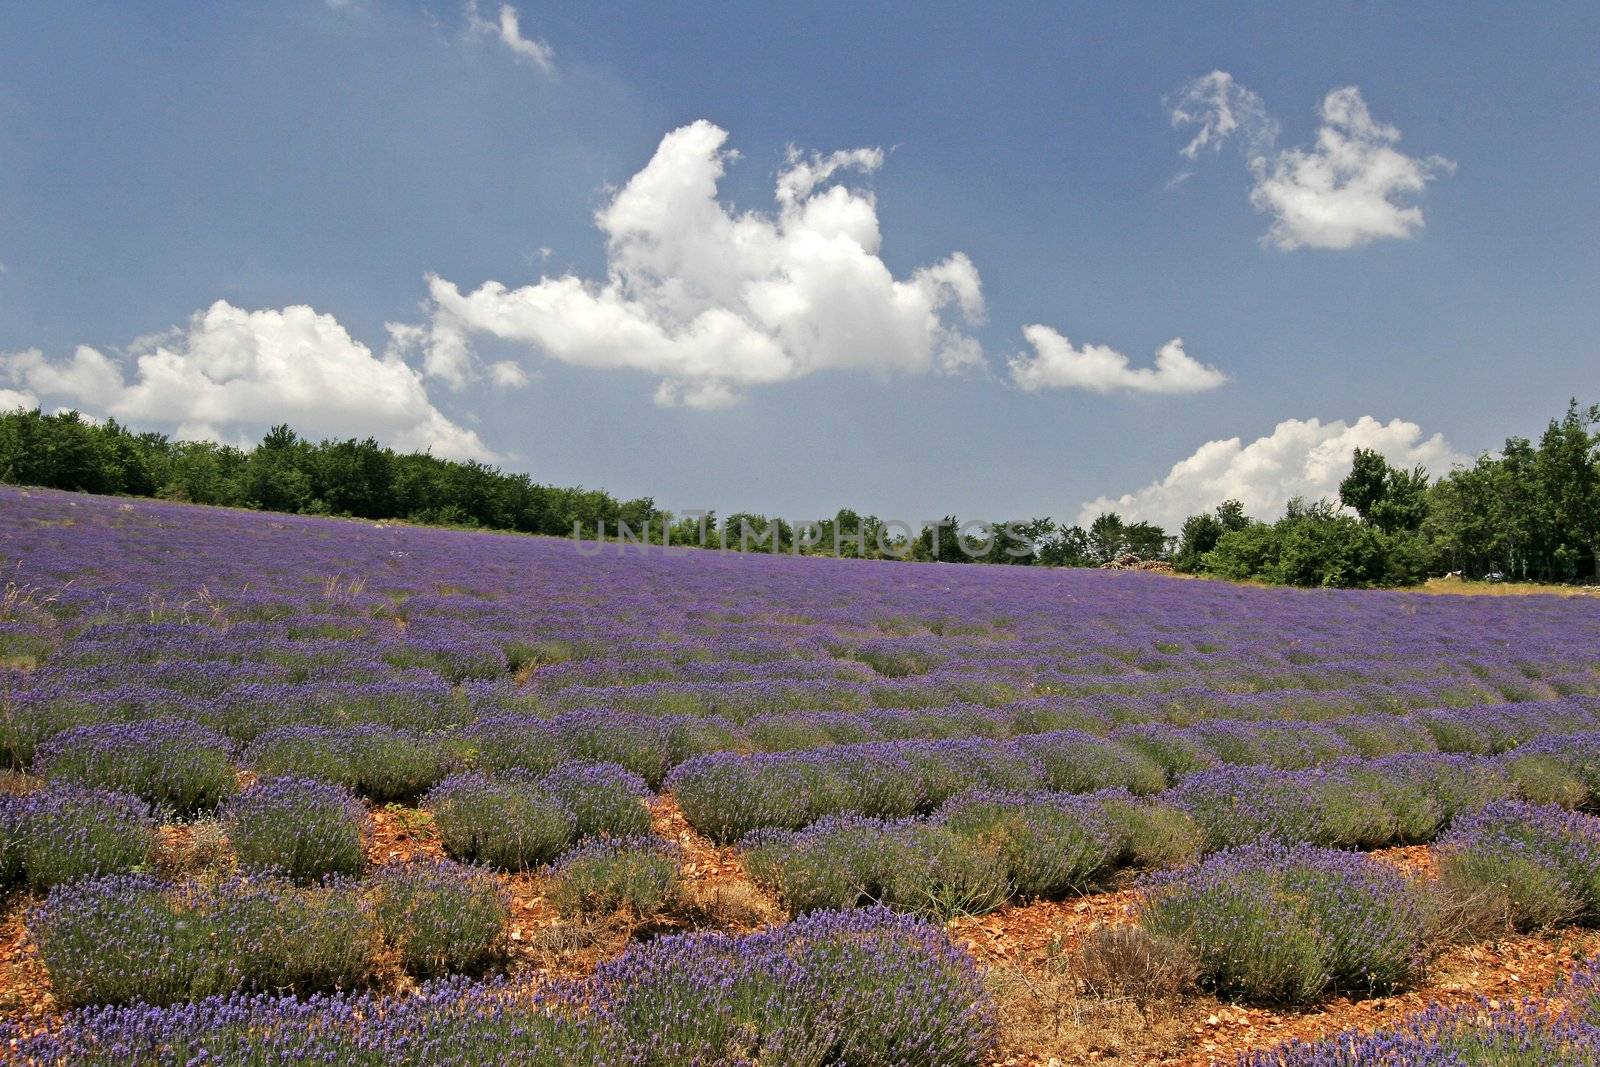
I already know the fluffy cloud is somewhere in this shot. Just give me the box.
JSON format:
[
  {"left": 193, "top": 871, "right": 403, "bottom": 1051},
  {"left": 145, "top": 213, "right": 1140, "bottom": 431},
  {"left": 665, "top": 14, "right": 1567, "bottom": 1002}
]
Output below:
[
  {"left": 3, "top": 301, "right": 495, "bottom": 460},
  {"left": 1170, "top": 72, "right": 1453, "bottom": 250},
  {"left": 1077, "top": 415, "right": 1468, "bottom": 529},
  {"left": 403, "top": 120, "right": 985, "bottom": 406},
  {"left": 0, "top": 387, "right": 37, "bottom": 411},
  {"left": 1009, "top": 327, "right": 1226, "bottom": 395},
  {"left": 465, "top": 2, "right": 554, "bottom": 74}
]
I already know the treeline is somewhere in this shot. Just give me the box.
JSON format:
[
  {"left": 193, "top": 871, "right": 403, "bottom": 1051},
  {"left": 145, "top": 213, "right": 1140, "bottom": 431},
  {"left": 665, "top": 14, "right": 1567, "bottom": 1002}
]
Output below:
[
  {"left": 1168, "top": 399, "right": 1599, "bottom": 586},
  {"left": 0, "top": 413, "right": 658, "bottom": 537},
  {"left": 1, "top": 399, "right": 1595, "bottom": 586}
]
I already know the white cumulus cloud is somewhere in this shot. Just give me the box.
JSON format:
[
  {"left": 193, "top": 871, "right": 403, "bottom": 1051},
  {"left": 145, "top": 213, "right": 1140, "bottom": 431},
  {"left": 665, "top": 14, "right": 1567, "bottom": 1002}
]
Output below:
[
  {"left": 1009, "top": 327, "right": 1227, "bottom": 395},
  {"left": 465, "top": 1, "right": 554, "bottom": 74},
  {"left": 3, "top": 302, "right": 495, "bottom": 460},
  {"left": 1077, "top": 415, "right": 1468, "bottom": 529},
  {"left": 401, "top": 119, "right": 986, "bottom": 406},
  {"left": 1169, "top": 72, "right": 1453, "bottom": 250},
  {"left": 0, "top": 387, "right": 37, "bottom": 411}
]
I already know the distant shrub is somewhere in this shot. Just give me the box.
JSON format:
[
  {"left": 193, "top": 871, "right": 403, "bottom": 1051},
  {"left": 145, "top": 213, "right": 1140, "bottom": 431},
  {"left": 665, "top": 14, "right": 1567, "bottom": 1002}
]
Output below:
[
  {"left": 372, "top": 859, "right": 509, "bottom": 977},
  {"left": 0, "top": 786, "right": 155, "bottom": 890},
  {"left": 424, "top": 773, "right": 575, "bottom": 870},
  {"left": 222, "top": 776, "right": 368, "bottom": 883},
  {"left": 549, "top": 836, "right": 682, "bottom": 918},
  {"left": 537, "top": 761, "right": 652, "bottom": 839},
  {"left": 1438, "top": 801, "right": 1600, "bottom": 934},
  {"left": 35, "top": 718, "right": 235, "bottom": 814},
  {"left": 936, "top": 791, "right": 1117, "bottom": 897},
  {"left": 1141, "top": 844, "right": 1435, "bottom": 1004}
]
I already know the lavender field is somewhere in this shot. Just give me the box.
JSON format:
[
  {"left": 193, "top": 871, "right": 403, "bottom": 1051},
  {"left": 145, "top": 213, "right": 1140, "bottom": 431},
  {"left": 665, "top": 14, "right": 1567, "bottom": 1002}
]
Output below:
[{"left": 6, "top": 484, "right": 1600, "bottom": 1064}]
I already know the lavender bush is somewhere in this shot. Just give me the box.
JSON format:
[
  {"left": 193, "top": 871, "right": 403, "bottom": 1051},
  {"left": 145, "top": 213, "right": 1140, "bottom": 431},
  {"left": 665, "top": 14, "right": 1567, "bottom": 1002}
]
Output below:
[
  {"left": 595, "top": 907, "right": 996, "bottom": 1065},
  {"left": 1093, "top": 789, "right": 1203, "bottom": 870},
  {"left": 30, "top": 874, "right": 378, "bottom": 1007},
  {"left": 936, "top": 789, "right": 1118, "bottom": 897},
  {"left": 34, "top": 718, "right": 235, "bottom": 814},
  {"left": 1140, "top": 844, "right": 1436, "bottom": 1004},
  {"left": 536, "top": 760, "right": 653, "bottom": 839},
  {"left": 1171, "top": 766, "right": 1396, "bottom": 851},
  {"left": 1017, "top": 730, "right": 1167, "bottom": 795},
  {"left": 221, "top": 776, "right": 369, "bottom": 882},
  {"left": 0, "top": 785, "right": 156, "bottom": 890},
  {"left": 372, "top": 858, "right": 510, "bottom": 977},
  {"left": 548, "top": 835, "right": 683, "bottom": 918},
  {"left": 423, "top": 772, "right": 576, "bottom": 869},
  {"left": 1438, "top": 800, "right": 1600, "bottom": 933},
  {"left": 745, "top": 817, "right": 1010, "bottom": 919}
]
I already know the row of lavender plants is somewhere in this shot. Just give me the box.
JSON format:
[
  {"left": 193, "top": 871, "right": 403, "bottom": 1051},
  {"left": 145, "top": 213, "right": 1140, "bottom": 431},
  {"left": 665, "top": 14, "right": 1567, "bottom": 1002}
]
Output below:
[
  {"left": 665, "top": 702, "right": 1600, "bottom": 842},
  {"left": 30, "top": 861, "right": 509, "bottom": 1007},
  {"left": 6, "top": 907, "right": 996, "bottom": 1065},
  {"left": 14, "top": 693, "right": 1600, "bottom": 825},
  {"left": 732, "top": 735, "right": 1600, "bottom": 926},
  {"left": 10, "top": 670, "right": 1596, "bottom": 774}
]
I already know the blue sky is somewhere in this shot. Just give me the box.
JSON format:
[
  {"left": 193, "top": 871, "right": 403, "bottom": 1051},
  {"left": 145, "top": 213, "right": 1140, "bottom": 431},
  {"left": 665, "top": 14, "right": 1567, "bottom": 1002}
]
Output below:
[{"left": 2, "top": 2, "right": 1597, "bottom": 529}]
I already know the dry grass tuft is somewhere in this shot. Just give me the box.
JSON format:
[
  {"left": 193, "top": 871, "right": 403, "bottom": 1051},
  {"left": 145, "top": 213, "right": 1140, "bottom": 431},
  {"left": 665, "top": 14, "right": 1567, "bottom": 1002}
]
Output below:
[{"left": 1068, "top": 926, "right": 1199, "bottom": 1008}]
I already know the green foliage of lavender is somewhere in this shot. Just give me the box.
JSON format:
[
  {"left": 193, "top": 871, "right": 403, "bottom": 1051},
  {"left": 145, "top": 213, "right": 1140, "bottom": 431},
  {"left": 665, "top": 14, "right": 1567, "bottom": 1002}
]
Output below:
[
  {"left": 1140, "top": 844, "right": 1436, "bottom": 1005},
  {"left": 423, "top": 772, "right": 576, "bottom": 870},
  {"left": 936, "top": 790, "right": 1117, "bottom": 898},
  {"left": 1438, "top": 801, "right": 1600, "bottom": 933},
  {"left": 34, "top": 718, "right": 235, "bottom": 814},
  {"left": 745, "top": 818, "right": 1009, "bottom": 920},
  {"left": 222, "top": 776, "right": 369, "bottom": 883},
  {"left": 31, "top": 875, "right": 378, "bottom": 1007},
  {"left": 245, "top": 725, "right": 451, "bottom": 802},
  {"left": 549, "top": 836, "right": 682, "bottom": 918},
  {"left": 0, "top": 786, "right": 156, "bottom": 890},
  {"left": 372, "top": 859, "right": 510, "bottom": 978},
  {"left": 536, "top": 760, "right": 653, "bottom": 839}
]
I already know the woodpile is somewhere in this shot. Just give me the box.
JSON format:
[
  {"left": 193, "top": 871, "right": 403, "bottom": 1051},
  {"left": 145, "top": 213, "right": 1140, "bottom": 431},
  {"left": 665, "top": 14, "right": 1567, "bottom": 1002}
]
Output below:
[{"left": 1099, "top": 553, "right": 1175, "bottom": 573}]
